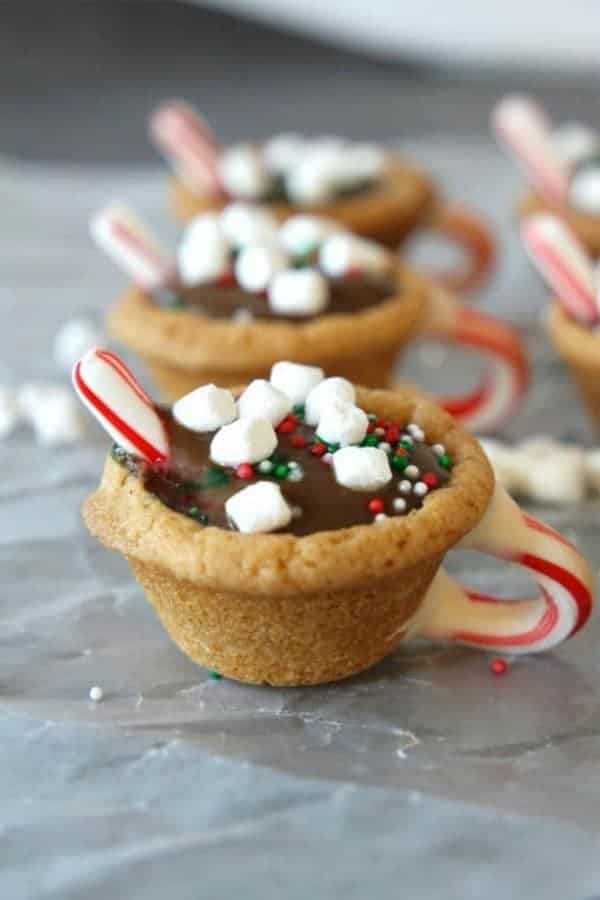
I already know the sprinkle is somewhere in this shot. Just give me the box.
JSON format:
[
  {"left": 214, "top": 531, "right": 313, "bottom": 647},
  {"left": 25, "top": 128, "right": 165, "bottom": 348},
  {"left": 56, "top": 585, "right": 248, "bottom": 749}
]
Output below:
[
  {"left": 89, "top": 686, "right": 104, "bottom": 702},
  {"left": 362, "top": 434, "right": 379, "bottom": 447},
  {"left": 374, "top": 513, "right": 388, "bottom": 523},
  {"left": 217, "top": 271, "right": 236, "bottom": 288},
  {"left": 399, "top": 436, "right": 413, "bottom": 449},
  {"left": 405, "top": 464, "right": 420, "bottom": 480},
  {"left": 407, "top": 423, "right": 425, "bottom": 441},
  {"left": 257, "top": 460, "right": 273, "bottom": 474},
  {"left": 422, "top": 472, "right": 439, "bottom": 489},
  {"left": 413, "top": 481, "right": 428, "bottom": 497},
  {"left": 393, "top": 497, "right": 407, "bottom": 513},
  {"left": 274, "top": 463, "right": 290, "bottom": 478},
  {"left": 291, "top": 505, "right": 303, "bottom": 519},
  {"left": 391, "top": 453, "right": 409, "bottom": 472},
  {"left": 368, "top": 497, "right": 385, "bottom": 514},
  {"left": 375, "top": 427, "right": 385, "bottom": 436},
  {"left": 437, "top": 453, "right": 452, "bottom": 470},
  {"left": 290, "top": 434, "right": 307, "bottom": 448},
  {"left": 322, "top": 452, "right": 334, "bottom": 465},
  {"left": 384, "top": 426, "right": 400, "bottom": 444},
  {"left": 433, "top": 443, "right": 445, "bottom": 455},
  {"left": 232, "top": 308, "right": 254, "bottom": 323},
  {"left": 288, "top": 465, "right": 304, "bottom": 482},
  {"left": 490, "top": 658, "right": 508, "bottom": 676},
  {"left": 276, "top": 414, "right": 298, "bottom": 434},
  {"left": 209, "top": 670, "right": 223, "bottom": 680},
  {"left": 398, "top": 480, "right": 412, "bottom": 495},
  {"left": 310, "top": 442, "right": 327, "bottom": 457},
  {"left": 378, "top": 442, "right": 392, "bottom": 453},
  {"left": 292, "top": 404, "right": 306, "bottom": 419},
  {"left": 367, "top": 414, "right": 377, "bottom": 422},
  {"left": 235, "top": 463, "right": 254, "bottom": 480}
]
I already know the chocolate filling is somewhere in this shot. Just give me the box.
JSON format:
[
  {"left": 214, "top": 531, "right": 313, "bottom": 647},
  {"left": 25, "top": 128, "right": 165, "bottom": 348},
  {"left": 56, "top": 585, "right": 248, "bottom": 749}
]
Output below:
[{"left": 113, "top": 407, "right": 451, "bottom": 536}]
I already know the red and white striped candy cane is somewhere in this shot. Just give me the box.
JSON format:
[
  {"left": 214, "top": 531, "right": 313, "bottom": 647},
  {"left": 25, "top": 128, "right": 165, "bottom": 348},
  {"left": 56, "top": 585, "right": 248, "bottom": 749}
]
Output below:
[
  {"left": 419, "top": 287, "right": 529, "bottom": 434},
  {"left": 492, "top": 95, "right": 568, "bottom": 207},
  {"left": 416, "top": 484, "right": 593, "bottom": 653},
  {"left": 521, "top": 214, "right": 599, "bottom": 325},
  {"left": 150, "top": 101, "right": 223, "bottom": 196},
  {"left": 90, "top": 205, "right": 174, "bottom": 292},
  {"left": 72, "top": 348, "right": 170, "bottom": 465}
]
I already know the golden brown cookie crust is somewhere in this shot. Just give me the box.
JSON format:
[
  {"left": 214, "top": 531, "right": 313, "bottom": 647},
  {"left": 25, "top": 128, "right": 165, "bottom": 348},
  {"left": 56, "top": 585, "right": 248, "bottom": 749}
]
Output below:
[
  {"left": 108, "top": 263, "right": 427, "bottom": 375},
  {"left": 170, "top": 157, "right": 437, "bottom": 246},
  {"left": 519, "top": 190, "right": 600, "bottom": 256},
  {"left": 84, "top": 385, "right": 494, "bottom": 597},
  {"left": 547, "top": 302, "right": 600, "bottom": 427}
]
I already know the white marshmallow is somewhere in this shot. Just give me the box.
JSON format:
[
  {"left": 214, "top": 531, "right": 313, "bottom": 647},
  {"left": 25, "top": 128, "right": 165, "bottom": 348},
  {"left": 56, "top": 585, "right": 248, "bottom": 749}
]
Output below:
[
  {"left": 0, "top": 386, "right": 19, "bottom": 439},
  {"left": 234, "top": 243, "right": 288, "bottom": 293},
  {"left": 334, "top": 143, "right": 384, "bottom": 187},
  {"left": 218, "top": 144, "right": 271, "bottom": 200},
  {"left": 569, "top": 166, "right": 600, "bottom": 215},
  {"left": 316, "top": 400, "right": 368, "bottom": 446},
  {"left": 237, "top": 379, "right": 291, "bottom": 426},
  {"left": 268, "top": 268, "right": 329, "bottom": 317},
  {"left": 19, "top": 383, "right": 86, "bottom": 446},
  {"left": 278, "top": 215, "right": 340, "bottom": 256},
  {"left": 332, "top": 446, "right": 392, "bottom": 492},
  {"left": 285, "top": 151, "right": 339, "bottom": 205},
  {"left": 479, "top": 439, "right": 524, "bottom": 495},
  {"left": 269, "top": 361, "right": 324, "bottom": 406},
  {"left": 319, "top": 233, "right": 390, "bottom": 278},
  {"left": 225, "top": 480, "right": 292, "bottom": 533},
  {"left": 305, "top": 377, "right": 355, "bottom": 426},
  {"left": 53, "top": 317, "right": 103, "bottom": 373},
  {"left": 173, "top": 384, "right": 237, "bottom": 432},
  {"left": 178, "top": 214, "right": 231, "bottom": 286},
  {"left": 263, "top": 133, "right": 306, "bottom": 174},
  {"left": 518, "top": 438, "right": 586, "bottom": 504},
  {"left": 552, "top": 123, "right": 600, "bottom": 166},
  {"left": 210, "top": 417, "right": 277, "bottom": 467},
  {"left": 584, "top": 449, "right": 600, "bottom": 494},
  {"left": 219, "top": 203, "right": 279, "bottom": 247}
]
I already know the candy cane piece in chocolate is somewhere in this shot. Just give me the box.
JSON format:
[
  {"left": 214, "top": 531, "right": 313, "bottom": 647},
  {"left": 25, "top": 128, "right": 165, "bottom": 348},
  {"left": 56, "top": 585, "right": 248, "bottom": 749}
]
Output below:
[
  {"left": 521, "top": 214, "right": 599, "bottom": 324},
  {"left": 150, "top": 101, "right": 223, "bottom": 196},
  {"left": 421, "top": 287, "right": 529, "bottom": 434},
  {"left": 72, "top": 348, "right": 170, "bottom": 465},
  {"left": 492, "top": 95, "right": 568, "bottom": 206},
  {"left": 90, "top": 205, "right": 173, "bottom": 292},
  {"left": 416, "top": 484, "right": 593, "bottom": 653}
]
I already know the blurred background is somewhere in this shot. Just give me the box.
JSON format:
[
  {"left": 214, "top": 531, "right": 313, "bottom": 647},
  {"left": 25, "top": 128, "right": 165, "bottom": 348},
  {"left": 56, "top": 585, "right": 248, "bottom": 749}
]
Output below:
[{"left": 2, "top": 0, "right": 599, "bottom": 163}]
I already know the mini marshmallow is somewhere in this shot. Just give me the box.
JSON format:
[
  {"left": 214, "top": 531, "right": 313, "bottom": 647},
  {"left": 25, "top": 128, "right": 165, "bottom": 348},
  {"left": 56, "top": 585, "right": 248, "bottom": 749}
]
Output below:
[
  {"left": 262, "top": 133, "right": 306, "bottom": 174},
  {"left": 569, "top": 166, "right": 600, "bottom": 215},
  {"left": 479, "top": 438, "right": 525, "bottom": 494},
  {"left": 234, "top": 243, "right": 288, "bottom": 293},
  {"left": 0, "top": 386, "right": 19, "bottom": 439},
  {"left": 225, "top": 480, "right": 292, "bottom": 533},
  {"left": 305, "top": 377, "right": 355, "bottom": 426},
  {"left": 518, "top": 438, "right": 586, "bottom": 504},
  {"left": 584, "top": 449, "right": 600, "bottom": 494},
  {"left": 333, "top": 143, "right": 384, "bottom": 187},
  {"left": 53, "top": 317, "right": 103, "bottom": 373},
  {"left": 269, "top": 361, "right": 324, "bottom": 406},
  {"left": 278, "top": 215, "right": 340, "bottom": 256},
  {"left": 218, "top": 144, "right": 271, "bottom": 200},
  {"left": 237, "top": 379, "right": 291, "bottom": 426},
  {"left": 285, "top": 146, "right": 340, "bottom": 205},
  {"left": 268, "top": 268, "right": 329, "bottom": 317},
  {"left": 178, "top": 214, "right": 231, "bottom": 285},
  {"left": 319, "top": 233, "right": 390, "bottom": 278},
  {"left": 316, "top": 400, "right": 368, "bottom": 447},
  {"left": 173, "top": 384, "right": 237, "bottom": 432},
  {"left": 332, "top": 446, "right": 392, "bottom": 492},
  {"left": 210, "top": 417, "right": 277, "bottom": 467},
  {"left": 19, "top": 383, "right": 86, "bottom": 446},
  {"left": 552, "top": 123, "right": 600, "bottom": 166},
  {"left": 220, "top": 203, "right": 279, "bottom": 247}
]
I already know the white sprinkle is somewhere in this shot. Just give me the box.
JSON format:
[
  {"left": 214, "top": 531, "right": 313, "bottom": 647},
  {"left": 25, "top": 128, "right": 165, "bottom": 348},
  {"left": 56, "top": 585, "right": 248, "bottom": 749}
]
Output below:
[
  {"left": 375, "top": 427, "right": 385, "bottom": 436},
  {"left": 374, "top": 513, "right": 388, "bottom": 523},
  {"left": 407, "top": 423, "right": 425, "bottom": 441},
  {"left": 232, "top": 307, "right": 254, "bottom": 323},
  {"left": 322, "top": 452, "right": 334, "bottom": 465},
  {"left": 398, "top": 480, "right": 412, "bottom": 495},
  {"left": 413, "top": 481, "right": 428, "bottom": 497},
  {"left": 288, "top": 465, "right": 304, "bottom": 482},
  {"left": 405, "top": 464, "right": 420, "bottom": 481},
  {"left": 291, "top": 505, "right": 303, "bottom": 519},
  {"left": 257, "top": 460, "right": 273, "bottom": 474},
  {"left": 393, "top": 497, "right": 407, "bottom": 513},
  {"left": 378, "top": 442, "right": 391, "bottom": 453},
  {"left": 432, "top": 443, "right": 445, "bottom": 455},
  {"left": 89, "top": 686, "right": 104, "bottom": 702}
]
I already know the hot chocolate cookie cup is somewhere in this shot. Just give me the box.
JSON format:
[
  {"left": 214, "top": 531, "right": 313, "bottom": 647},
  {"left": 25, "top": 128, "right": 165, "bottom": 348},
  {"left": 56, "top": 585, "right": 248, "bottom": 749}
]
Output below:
[
  {"left": 170, "top": 160, "right": 494, "bottom": 293},
  {"left": 519, "top": 191, "right": 600, "bottom": 258},
  {"left": 83, "top": 386, "right": 493, "bottom": 686},
  {"left": 547, "top": 302, "right": 600, "bottom": 428},
  {"left": 108, "top": 264, "right": 426, "bottom": 402}
]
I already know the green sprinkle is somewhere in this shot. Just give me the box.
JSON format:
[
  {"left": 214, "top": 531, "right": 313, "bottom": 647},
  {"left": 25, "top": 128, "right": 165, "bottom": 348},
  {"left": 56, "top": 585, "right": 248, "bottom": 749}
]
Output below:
[
  {"left": 391, "top": 454, "right": 409, "bottom": 471},
  {"left": 367, "top": 414, "right": 378, "bottom": 422},
  {"left": 327, "top": 442, "right": 340, "bottom": 453},
  {"left": 293, "top": 404, "right": 305, "bottom": 419},
  {"left": 186, "top": 506, "right": 209, "bottom": 525},
  {"left": 438, "top": 453, "right": 452, "bottom": 470},
  {"left": 274, "top": 463, "right": 290, "bottom": 479},
  {"left": 208, "top": 670, "right": 222, "bottom": 680},
  {"left": 362, "top": 434, "right": 379, "bottom": 447},
  {"left": 199, "top": 467, "right": 229, "bottom": 488},
  {"left": 399, "top": 437, "right": 413, "bottom": 449}
]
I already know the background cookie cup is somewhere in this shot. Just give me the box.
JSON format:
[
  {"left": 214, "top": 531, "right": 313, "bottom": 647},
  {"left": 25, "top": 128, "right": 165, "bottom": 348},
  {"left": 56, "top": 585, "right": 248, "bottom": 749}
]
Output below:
[
  {"left": 546, "top": 302, "right": 600, "bottom": 428},
  {"left": 108, "top": 263, "right": 426, "bottom": 401},
  {"left": 83, "top": 385, "right": 493, "bottom": 687}
]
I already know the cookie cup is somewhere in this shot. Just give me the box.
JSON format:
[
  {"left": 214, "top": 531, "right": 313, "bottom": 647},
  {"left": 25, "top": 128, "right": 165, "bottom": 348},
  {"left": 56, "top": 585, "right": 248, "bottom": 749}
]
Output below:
[
  {"left": 83, "top": 386, "right": 493, "bottom": 686},
  {"left": 519, "top": 190, "right": 600, "bottom": 257},
  {"left": 547, "top": 302, "right": 600, "bottom": 428}
]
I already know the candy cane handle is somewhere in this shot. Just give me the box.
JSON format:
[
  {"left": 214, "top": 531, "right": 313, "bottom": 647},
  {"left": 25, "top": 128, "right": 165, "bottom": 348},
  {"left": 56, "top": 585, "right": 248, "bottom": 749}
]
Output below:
[
  {"left": 425, "top": 202, "right": 496, "bottom": 293},
  {"left": 416, "top": 485, "right": 593, "bottom": 653},
  {"left": 417, "top": 286, "right": 529, "bottom": 434}
]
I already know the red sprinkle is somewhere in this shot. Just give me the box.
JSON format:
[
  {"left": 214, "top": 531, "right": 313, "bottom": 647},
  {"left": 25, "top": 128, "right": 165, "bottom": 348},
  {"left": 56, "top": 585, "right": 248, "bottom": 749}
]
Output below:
[
  {"left": 422, "top": 473, "right": 439, "bottom": 488},
  {"left": 368, "top": 498, "right": 385, "bottom": 514},
  {"left": 367, "top": 422, "right": 376, "bottom": 433},
  {"left": 490, "top": 658, "right": 508, "bottom": 676},
  {"left": 310, "top": 442, "right": 327, "bottom": 457},
  {"left": 235, "top": 463, "right": 254, "bottom": 480},
  {"left": 277, "top": 415, "right": 298, "bottom": 434},
  {"left": 394, "top": 447, "right": 408, "bottom": 457},
  {"left": 216, "top": 271, "right": 236, "bottom": 288},
  {"left": 290, "top": 434, "right": 307, "bottom": 448},
  {"left": 385, "top": 426, "right": 400, "bottom": 444},
  {"left": 376, "top": 418, "right": 389, "bottom": 430},
  {"left": 346, "top": 265, "right": 364, "bottom": 279}
]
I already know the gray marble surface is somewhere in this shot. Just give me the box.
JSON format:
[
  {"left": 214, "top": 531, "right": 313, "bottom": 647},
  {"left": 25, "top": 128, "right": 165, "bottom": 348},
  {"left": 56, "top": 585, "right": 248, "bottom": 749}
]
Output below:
[{"left": 2, "top": 140, "right": 600, "bottom": 898}]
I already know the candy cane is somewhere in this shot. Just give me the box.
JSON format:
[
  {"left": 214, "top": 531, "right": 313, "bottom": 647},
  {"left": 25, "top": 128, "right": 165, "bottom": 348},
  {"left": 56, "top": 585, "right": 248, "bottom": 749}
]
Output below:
[
  {"left": 417, "top": 484, "right": 593, "bottom": 653},
  {"left": 72, "top": 348, "right": 170, "bottom": 464},
  {"left": 521, "top": 214, "right": 599, "bottom": 324},
  {"left": 90, "top": 205, "right": 173, "bottom": 291},
  {"left": 422, "top": 288, "right": 529, "bottom": 434},
  {"left": 150, "top": 101, "right": 223, "bottom": 196},
  {"left": 492, "top": 95, "right": 568, "bottom": 206}
]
